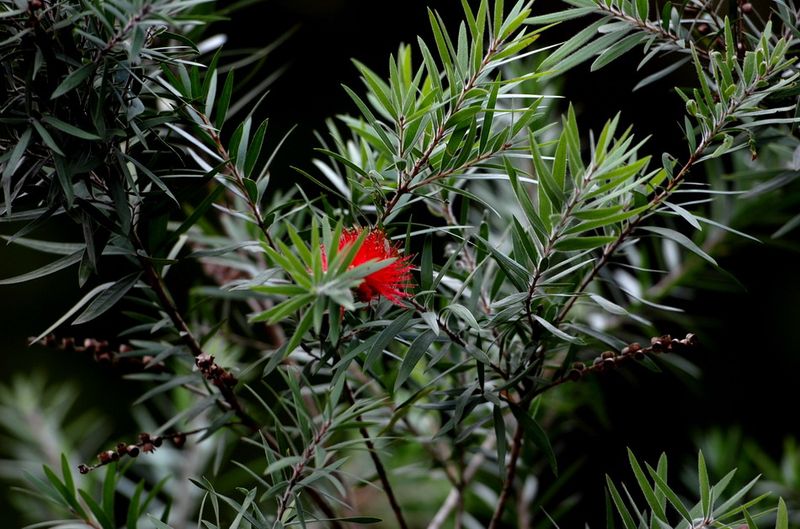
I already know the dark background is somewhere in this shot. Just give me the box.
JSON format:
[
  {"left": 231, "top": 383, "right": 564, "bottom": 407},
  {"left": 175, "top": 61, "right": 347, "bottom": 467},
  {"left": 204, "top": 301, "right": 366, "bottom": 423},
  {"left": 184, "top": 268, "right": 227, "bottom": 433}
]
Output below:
[{"left": 1, "top": 0, "right": 799, "bottom": 526}]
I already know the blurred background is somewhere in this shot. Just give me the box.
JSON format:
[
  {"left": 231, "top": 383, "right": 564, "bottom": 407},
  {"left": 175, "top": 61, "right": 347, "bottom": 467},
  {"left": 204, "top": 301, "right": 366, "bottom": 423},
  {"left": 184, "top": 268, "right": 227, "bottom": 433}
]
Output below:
[{"left": 1, "top": 0, "right": 799, "bottom": 526}]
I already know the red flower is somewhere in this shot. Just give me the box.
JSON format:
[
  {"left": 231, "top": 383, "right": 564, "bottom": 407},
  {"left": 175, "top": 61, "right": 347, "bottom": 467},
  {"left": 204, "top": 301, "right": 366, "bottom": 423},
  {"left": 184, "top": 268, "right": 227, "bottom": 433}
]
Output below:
[{"left": 324, "top": 227, "right": 414, "bottom": 305}]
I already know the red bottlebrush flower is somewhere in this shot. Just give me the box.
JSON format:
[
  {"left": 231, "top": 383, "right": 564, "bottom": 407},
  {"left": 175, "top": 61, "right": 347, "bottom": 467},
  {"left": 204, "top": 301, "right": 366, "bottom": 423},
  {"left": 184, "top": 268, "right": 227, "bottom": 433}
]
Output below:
[{"left": 324, "top": 227, "right": 414, "bottom": 305}]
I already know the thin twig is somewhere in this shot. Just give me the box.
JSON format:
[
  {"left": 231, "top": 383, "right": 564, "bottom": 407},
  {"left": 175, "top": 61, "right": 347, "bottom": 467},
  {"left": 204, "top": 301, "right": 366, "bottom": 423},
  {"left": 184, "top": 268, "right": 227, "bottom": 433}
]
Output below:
[
  {"left": 379, "top": 38, "right": 504, "bottom": 224},
  {"left": 555, "top": 70, "right": 769, "bottom": 325},
  {"left": 134, "top": 233, "right": 260, "bottom": 430},
  {"left": 407, "top": 298, "right": 509, "bottom": 380},
  {"left": 531, "top": 333, "right": 698, "bottom": 397},
  {"left": 78, "top": 425, "right": 218, "bottom": 473},
  {"left": 198, "top": 113, "right": 276, "bottom": 248},
  {"left": 274, "top": 419, "right": 333, "bottom": 527},
  {"left": 344, "top": 382, "right": 410, "bottom": 529},
  {"left": 487, "top": 424, "right": 523, "bottom": 529},
  {"left": 593, "top": 2, "right": 711, "bottom": 61},
  {"left": 426, "top": 434, "right": 496, "bottom": 529}
]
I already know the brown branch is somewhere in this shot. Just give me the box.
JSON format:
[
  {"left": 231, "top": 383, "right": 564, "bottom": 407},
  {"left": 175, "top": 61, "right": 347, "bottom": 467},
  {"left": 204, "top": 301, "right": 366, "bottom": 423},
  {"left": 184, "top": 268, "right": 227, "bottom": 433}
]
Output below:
[
  {"left": 533, "top": 333, "right": 698, "bottom": 396},
  {"left": 78, "top": 426, "right": 212, "bottom": 474},
  {"left": 134, "top": 236, "right": 260, "bottom": 431},
  {"left": 33, "top": 334, "right": 168, "bottom": 373}
]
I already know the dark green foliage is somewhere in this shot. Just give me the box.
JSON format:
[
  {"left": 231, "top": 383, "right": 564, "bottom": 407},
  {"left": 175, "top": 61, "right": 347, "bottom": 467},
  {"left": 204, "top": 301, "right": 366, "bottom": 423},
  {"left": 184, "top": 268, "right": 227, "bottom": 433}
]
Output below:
[{"left": 1, "top": 0, "right": 798, "bottom": 527}]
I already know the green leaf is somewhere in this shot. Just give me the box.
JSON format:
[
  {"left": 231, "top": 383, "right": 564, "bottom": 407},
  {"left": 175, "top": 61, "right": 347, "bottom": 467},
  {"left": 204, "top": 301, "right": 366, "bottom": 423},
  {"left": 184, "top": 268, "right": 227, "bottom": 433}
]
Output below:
[
  {"left": 285, "top": 308, "right": 315, "bottom": 354},
  {"left": 365, "top": 312, "right": 413, "bottom": 371},
  {"left": 127, "top": 480, "right": 145, "bottom": 529},
  {"left": 626, "top": 449, "right": 667, "bottom": 522},
  {"left": 73, "top": 272, "right": 140, "bottom": 325},
  {"left": 533, "top": 314, "right": 581, "bottom": 344},
  {"left": 60, "top": 454, "right": 74, "bottom": 499},
  {"left": 443, "top": 303, "right": 481, "bottom": 331},
  {"left": 79, "top": 489, "right": 115, "bottom": 529},
  {"left": 606, "top": 475, "right": 637, "bottom": 529},
  {"left": 743, "top": 508, "right": 759, "bottom": 529},
  {"left": 635, "top": 0, "right": 649, "bottom": 19},
  {"left": 776, "top": 498, "right": 788, "bottom": 529},
  {"left": 698, "top": 450, "right": 711, "bottom": 517},
  {"left": 326, "top": 517, "right": 383, "bottom": 524},
  {"left": 169, "top": 185, "right": 226, "bottom": 244},
  {"left": 102, "top": 462, "right": 117, "bottom": 524},
  {"left": 554, "top": 235, "right": 616, "bottom": 251},
  {"left": 3, "top": 128, "right": 32, "bottom": 194},
  {"left": 477, "top": 235, "right": 528, "bottom": 290},
  {"left": 42, "top": 116, "right": 101, "bottom": 140},
  {"left": 215, "top": 71, "right": 235, "bottom": 130},
  {"left": 525, "top": 7, "right": 594, "bottom": 25},
  {"left": 31, "top": 281, "right": 114, "bottom": 344},
  {"left": 147, "top": 514, "right": 173, "bottom": 529},
  {"left": 591, "top": 32, "right": 647, "bottom": 71},
  {"left": 0, "top": 250, "right": 83, "bottom": 285},
  {"left": 250, "top": 293, "right": 315, "bottom": 324},
  {"left": 511, "top": 404, "right": 557, "bottom": 474},
  {"left": 32, "top": 120, "right": 64, "bottom": 156},
  {"left": 245, "top": 119, "right": 269, "bottom": 177},
  {"left": 51, "top": 63, "right": 96, "bottom": 99},
  {"left": 646, "top": 464, "right": 693, "bottom": 523},
  {"left": 539, "top": 17, "right": 617, "bottom": 74},
  {"left": 395, "top": 329, "right": 437, "bottom": 390},
  {"left": 641, "top": 226, "right": 717, "bottom": 266},
  {"left": 43, "top": 464, "right": 87, "bottom": 519}
]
